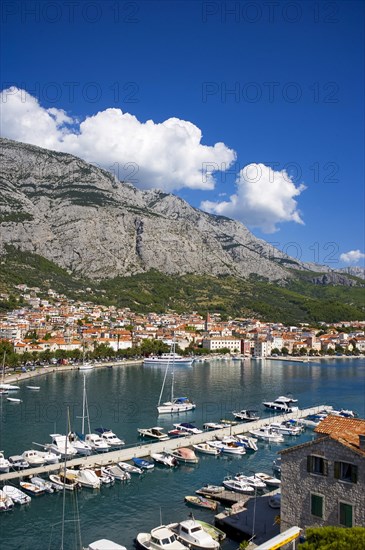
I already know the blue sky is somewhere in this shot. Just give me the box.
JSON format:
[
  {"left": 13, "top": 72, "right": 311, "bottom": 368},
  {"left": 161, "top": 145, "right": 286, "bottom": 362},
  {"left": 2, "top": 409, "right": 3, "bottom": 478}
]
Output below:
[{"left": 1, "top": 0, "right": 364, "bottom": 268}]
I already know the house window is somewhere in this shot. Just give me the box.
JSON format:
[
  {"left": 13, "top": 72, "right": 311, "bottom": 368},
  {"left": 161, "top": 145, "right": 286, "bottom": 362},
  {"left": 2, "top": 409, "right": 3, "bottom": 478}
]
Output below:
[
  {"left": 339, "top": 502, "right": 353, "bottom": 527},
  {"left": 334, "top": 461, "right": 358, "bottom": 483},
  {"left": 307, "top": 455, "right": 328, "bottom": 476},
  {"left": 311, "top": 493, "right": 324, "bottom": 518}
]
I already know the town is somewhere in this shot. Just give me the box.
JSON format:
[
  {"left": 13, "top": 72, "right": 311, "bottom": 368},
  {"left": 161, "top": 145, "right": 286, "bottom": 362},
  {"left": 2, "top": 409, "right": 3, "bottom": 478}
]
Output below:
[{"left": 0, "top": 284, "right": 364, "bottom": 368}]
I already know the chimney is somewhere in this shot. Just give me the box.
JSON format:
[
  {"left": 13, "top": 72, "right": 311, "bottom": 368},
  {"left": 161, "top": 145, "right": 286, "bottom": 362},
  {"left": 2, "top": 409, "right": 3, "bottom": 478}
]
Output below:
[{"left": 359, "top": 435, "right": 365, "bottom": 450}]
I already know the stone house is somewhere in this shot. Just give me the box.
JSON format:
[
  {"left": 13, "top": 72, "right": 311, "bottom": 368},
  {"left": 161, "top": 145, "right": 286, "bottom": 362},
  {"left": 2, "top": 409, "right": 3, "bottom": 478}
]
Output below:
[{"left": 280, "top": 416, "right": 365, "bottom": 532}]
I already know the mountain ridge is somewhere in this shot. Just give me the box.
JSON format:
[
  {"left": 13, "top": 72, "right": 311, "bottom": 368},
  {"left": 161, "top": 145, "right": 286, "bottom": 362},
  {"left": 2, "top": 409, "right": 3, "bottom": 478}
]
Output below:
[{"left": 0, "top": 137, "right": 319, "bottom": 281}]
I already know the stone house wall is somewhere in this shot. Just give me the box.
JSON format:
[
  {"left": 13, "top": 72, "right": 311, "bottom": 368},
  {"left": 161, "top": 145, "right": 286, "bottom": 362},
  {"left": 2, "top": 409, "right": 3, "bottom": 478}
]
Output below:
[{"left": 280, "top": 436, "right": 365, "bottom": 531}]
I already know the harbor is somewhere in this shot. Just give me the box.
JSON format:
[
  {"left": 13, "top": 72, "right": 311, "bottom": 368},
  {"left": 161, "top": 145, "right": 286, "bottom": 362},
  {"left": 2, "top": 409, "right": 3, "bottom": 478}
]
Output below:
[{"left": 0, "top": 357, "right": 364, "bottom": 549}]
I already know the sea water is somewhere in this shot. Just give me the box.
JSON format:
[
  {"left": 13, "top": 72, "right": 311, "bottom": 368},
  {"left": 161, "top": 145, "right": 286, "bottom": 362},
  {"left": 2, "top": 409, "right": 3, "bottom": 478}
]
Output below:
[{"left": 0, "top": 357, "right": 364, "bottom": 549}]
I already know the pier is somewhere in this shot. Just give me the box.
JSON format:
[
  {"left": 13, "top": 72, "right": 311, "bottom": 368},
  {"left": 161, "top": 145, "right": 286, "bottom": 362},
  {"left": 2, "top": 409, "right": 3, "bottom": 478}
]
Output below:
[{"left": 0, "top": 405, "right": 330, "bottom": 482}]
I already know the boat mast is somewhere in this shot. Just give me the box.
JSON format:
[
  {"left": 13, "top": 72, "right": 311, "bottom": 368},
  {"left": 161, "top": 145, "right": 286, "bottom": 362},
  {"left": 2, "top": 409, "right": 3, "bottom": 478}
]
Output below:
[
  {"left": 82, "top": 375, "right": 86, "bottom": 435},
  {"left": 171, "top": 338, "right": 176, "bottom": 402}
]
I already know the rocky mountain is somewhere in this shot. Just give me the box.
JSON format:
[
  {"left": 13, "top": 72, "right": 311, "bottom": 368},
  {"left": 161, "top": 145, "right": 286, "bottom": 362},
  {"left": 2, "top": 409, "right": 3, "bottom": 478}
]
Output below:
[{"left": 0, "top": 138, "right": 331, "bottom": 281}]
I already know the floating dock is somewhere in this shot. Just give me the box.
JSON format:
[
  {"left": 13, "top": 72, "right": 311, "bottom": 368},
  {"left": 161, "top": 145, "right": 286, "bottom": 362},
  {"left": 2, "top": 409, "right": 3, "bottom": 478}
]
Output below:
[{"left": 0, "top": 405, "right": 330, "bottom": 482}]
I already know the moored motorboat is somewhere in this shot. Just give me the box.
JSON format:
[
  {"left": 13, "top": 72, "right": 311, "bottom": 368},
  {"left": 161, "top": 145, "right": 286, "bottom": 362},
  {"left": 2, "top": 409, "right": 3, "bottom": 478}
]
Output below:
[
  {"left": 168, "top": 448, "right": 199, "bottom": 464},
  {"left": 68, "top": 432, "right": 93, "bottom": 456},
  {"left": 136, "top": 525, "right": 189, "bottom": 549},
  {"left": 102, "top": 465, "right": 131, "bottom": 481},
  {"left": 150, "top": 452, "right": 177, "bottom": 467},
  {"left": 222, "top": 478, "right": 254, "bottom": 494},
  {"left": 75, "top": 468, "right": 101, "bottom": 489},
  {"left": 29, "top": 476, "right": 54, "bottom": 493},
  {"left": 6, "top": 397, "right": 22, "bottom": 403},
  {"left": 26, "top": 386, "right": 40, "bottom": 390},
  {"left": 173, "top": 422, "right": 203, "bottom": 435},
  {"left": 49, "top": 471, "right": 80, "bottom": 491},
  {"left": 0, "top": 488, "right": 14, "bottom": 511},
  {"left": 232, "top": 409, "right": 260, "bottom": 422},
  {"left": 208, "top": 440, "right": 246, "bottom": 455},
  {"left": 184, "top": 495, "right": 218, "bottom": 511},
  {"left": 118, "top": 461, "right": 143, "bottom": 475},
  {"left": 235, "top": 435, "right": 258, "bottom": 451},
  {"left": 93, "top": 467, "right": 114, "bottom": 485},
  {"left": 168, "top": 519, "right": 220, "bottom": 549},
  {"left": 158, "top": 397, "right": 196, "bottom": 415},
  {"left": 262, "top": 395, "right": 298, "bottom": 413},
  {"left": 196, "top": 485, "right": 225, "bottom": 496},
  {"left": 22, "top": 449, "right": 46, "bottom": 466},
  {"left": 203, "top": 422, "right": 229, "bottom": 430},
  {"left": 268, "top": 421, "right": 303, "bottom": 436},
  {"left": 137, "top": 426, "right": 169, "bottom": 441},
  {"left": 2, "top": 485, "right": 31, "bottom": 504},
  {"left": 45, "top": 434, "right": 78, "bottom": 458},
  {"left": 19, "top": 480, "right": 46, "bottom": 496},
  {"left": 88, "top": 540, "right": 127, "bottom": 550},
  {"left": 144, "top": 351, "right": 194, "bottom": 367},
  {"left": 132, "top": 457, "right": 154, "bottom": 470},
  {"left": 85, "top": 433, "right": 110, "bottom": 453},
  {"left": 249, "top": 427, "right": 284, "bottom": 443},
  {"left": 192, "top": 443, "right": 221, "bottom": 456},
  {"left": 8, "top": 455, "right": 29, "bottom": 470},
  {"left": 94, "top": 427, "right": 125, "bottom": 447},
  {"left": 195, "top": 521, "right": 226, "bottom": 542},
  {"left": 0, "top": 451, "right": 10, "bottom": 473},
  {"left": 254, "top": 472, "right": 281, "bottom": 487},
  {"left": 234, "top": 473, "right": 266, "bottom": 489}
]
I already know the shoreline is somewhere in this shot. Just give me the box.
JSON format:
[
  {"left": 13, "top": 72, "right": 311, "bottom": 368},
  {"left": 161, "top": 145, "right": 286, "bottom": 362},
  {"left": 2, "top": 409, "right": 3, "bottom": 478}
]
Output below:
[{"left": 3, "top": 359, "right": 143, "bottom": 385}]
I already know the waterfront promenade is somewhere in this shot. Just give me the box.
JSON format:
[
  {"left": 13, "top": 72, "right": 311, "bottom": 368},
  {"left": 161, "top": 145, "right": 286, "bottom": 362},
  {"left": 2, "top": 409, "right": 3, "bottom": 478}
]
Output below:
[{"left": 0, "top": 404, "right": 330, "bottom": 482}]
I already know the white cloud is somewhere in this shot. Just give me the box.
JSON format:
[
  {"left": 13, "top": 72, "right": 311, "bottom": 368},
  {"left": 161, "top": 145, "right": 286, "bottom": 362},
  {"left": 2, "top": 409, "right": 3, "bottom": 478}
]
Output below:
[
  {"left": 340, "top": 250, "right": 365, "bottom": 264},
  {"left": 201, "top": 163, "right": 306, "bottom": 233},
  {"left": 0, "top": 87, "right": 236, "bottom": 192}
]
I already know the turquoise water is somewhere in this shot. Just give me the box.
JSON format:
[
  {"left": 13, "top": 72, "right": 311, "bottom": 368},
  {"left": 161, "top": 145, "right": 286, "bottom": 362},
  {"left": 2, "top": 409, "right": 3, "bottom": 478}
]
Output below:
[{"left": 0, "top": 357, "right": 364, "bottom": 549}]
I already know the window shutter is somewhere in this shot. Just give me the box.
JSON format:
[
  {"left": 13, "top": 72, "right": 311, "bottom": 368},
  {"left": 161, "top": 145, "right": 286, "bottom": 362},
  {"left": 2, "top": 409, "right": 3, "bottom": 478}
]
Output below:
[
  {"left": 307, "top": 455, "right": 312, "bottom": 472},
  {"left": 323, "top": 459, "right": 328, "bottom": 476},
  {"left": 334, "top": 461, "right": 340, "bottom": 479},
  {"left": 351, "top": 465, "right": 358, "bottom": 483}
]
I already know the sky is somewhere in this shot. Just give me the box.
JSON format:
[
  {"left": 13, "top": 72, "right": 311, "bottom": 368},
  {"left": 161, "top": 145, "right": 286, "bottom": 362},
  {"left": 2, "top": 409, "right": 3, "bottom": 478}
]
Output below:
[{"left": 1, "top": 0, "right": 364, "bottom": 268}]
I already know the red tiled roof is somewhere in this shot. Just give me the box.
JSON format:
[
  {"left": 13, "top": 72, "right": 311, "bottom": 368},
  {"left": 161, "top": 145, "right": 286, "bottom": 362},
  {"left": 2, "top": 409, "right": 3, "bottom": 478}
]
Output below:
[{"left": 315, "top": 416, "right": 365, "bottom": 455}]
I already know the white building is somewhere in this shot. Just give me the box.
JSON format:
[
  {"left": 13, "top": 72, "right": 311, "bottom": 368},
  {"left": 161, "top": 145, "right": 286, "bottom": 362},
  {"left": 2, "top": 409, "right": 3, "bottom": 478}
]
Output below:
[{"left": 202, "top": 337, "right": 241, "bottom": 352}]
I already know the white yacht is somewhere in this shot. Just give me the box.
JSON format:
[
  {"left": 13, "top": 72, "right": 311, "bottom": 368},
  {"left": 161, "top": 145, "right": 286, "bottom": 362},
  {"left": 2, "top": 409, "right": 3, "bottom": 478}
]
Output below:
[
  {"left": 2, "top": 485, "right": 31, "bottom": 504},
  {"left": 168, "top": 519, "right": 220, "bottom": 549},
  {"left": 137, "top": 426, "right": 169, "bottom": 440},
  {"left": 85, "top": 433, "right": 110, "bottom": 452},
  {"left": 0, "top": 452, "right": 10, "bottom": 473},
  {"left": 249, "top": 426, "right": 284, "bottom": 442},
  {"left": 22, "top": 450, "right": 46, "bottom": 466},
  {"left": 94, "top": 428, "right": 125, "bottom": 447},
  {"left": 268, "top": 421, "right": 303, "bottom": 436},
  {"left": 144, "top": 350, "right": 193, "bottom": 367},
  {"left": 172, "top": 422, "right": 203, "bottom": 435},
  {"left": 45, "top": 434, "right": 78, "bottom": 458},
  {"left": 232, "top": 409, "right": 260, "bottom": 422},
  {"left": 263, "top": 396, "right": 299, "bottom": 412},
  {"left": 234, "top": 473, "right": 266, "bottom": 489},
  {"left": 68, "top": 432, "right": 93, "bottom": 456},
  {"left": 223, "top": 478, "right": 255, "bottom": 494},
  {"left": 209, "top": 440, "right": 246, "bottom": 455},
  {"left": 88, "top": 540, "right": 127, "bottom": 550},
  {"left": 150, "top": 452, "right": 177, "bottom": 467},
  {"left": 136, "top": 525, "right": 189, "bottom": 550}
]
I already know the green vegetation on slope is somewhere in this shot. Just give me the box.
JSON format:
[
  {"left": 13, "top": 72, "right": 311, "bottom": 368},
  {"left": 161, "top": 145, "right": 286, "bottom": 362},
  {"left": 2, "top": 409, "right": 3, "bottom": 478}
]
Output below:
[
  {"left": 299, "top": 526, "right": 365, "bottom": 550},
  {"left": 0, "top": 247, "right": 363, "bottom": 324}
]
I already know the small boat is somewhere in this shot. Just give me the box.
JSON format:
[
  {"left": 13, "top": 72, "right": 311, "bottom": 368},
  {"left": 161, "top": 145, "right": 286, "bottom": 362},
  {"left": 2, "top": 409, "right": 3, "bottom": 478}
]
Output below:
[
  {"left": 196, "top": 485, "right": 225, "bottom": 496},
  {"left": 85, "top": 433, "right": 110, "bottom": 453},
  {"left": 330, "top": 408, "right": 357, "bottom": 418},
  {"left": 93, "top": 467, "right": 114, "bottom": 485},
  {"left": 168, "top": 519, "right": 220, "bottom": 549},
  {"left": 268, "top": 421, "right": 303, "bottom": 436},
  {"left": 49, "top": 471, "right": 81, "bottom": 491},
  {"left": 8, "top": 455, "right": 29, "bottom": 470},
  {"left": 262, "top": 396, "right": 298, "bottom": 413},
  {"left": 0, "top": 389, "right": 9, "bottom": 396},
  {"left": 249, "top": 427, "right": 284, "bottom": 443},
  {"left": 29, "top": 476, "right": 54, "bottom": 493},
  {"left": 254, "top": 472, "right": 281, "bottom": 487},
  {"left": 137, "top": 426, "right": 169, "bottom": 441},
  {"left": 26, "top": 386, "right": 40, "bottom": 390},
  {"left": 235, "top": 474, "right": 266, "bottom": 489},
  {"left": 173, "top": 423, "right": 203, "bottom": 435},
  {"left": 2, "top": 485, "right": 31, "bottom": 505},
  {"left": 232, "top": 409, "right": 260, "bottom": 422},
  {"left": 132, "top": 457, "right": 154, "bottom": 470},
  {"left": 94, "top": 428, "right": 125, "bottom": 447},
  {"left": 195, "top": 521, "right": 226, "bottom": 542},
  {"left": 203, "top": 422, "right": 229, "bottom": 430},
  {"left": 36, "top": 450, "right": 60, "bottom": 464},
  {"left": 118, "top": 461, "right": 143, "bottom": 475},
  {"left": 184, "top": 495, "right": 218, "bottom": 511},
  {"left": 22, "top": 450, "right": 46, "bottom": 466},
  {"left": 78, "top": 362, "right": 94, "bottom": 371},
  {"left": 0, "top": 489, "right": 14, "bottom": 511},
  {"left": 6, "top": 397, "right": 22, "bottom": 403},
  {"left": 136, "top": 525, "right": 189, "bottom": 549},
  {"left": 87, "top": 540, "right": 127, "bottom": 550},
  {"left": 150, "top": 452, "right": 177, "bottom": 467},
  {"left": 75, "top": 468, "right": 101, "bottom": 489},
  {"left": 192, "top": 443, "right": 221, "bottom": 456},
  {"left": 168, "top": 448, "right": 199, "bottom": 464},
  {"left": 0, "top": 383, "right": 20, "bottom": 391},
  {"left": 102, "top": 465, "right": 131, "bottom": 481},
  {"left": 19, "top": 480, "right": 45, "bottom": 496},
  {"left": 222, "top": 478, "right": 254, "bottom": 494},
  {"left": 45, "top": 434, "right": 78, "bottom": 458},
  {"left": 208, "top": 440, "right": 246, "bottom": 455},
  {"left": 68, "top": 432, "right": 93, "bottom": 456},
  {"left": 168, "top": 428, "right": 189, "bottom": 438},
  {"left": 144, "top": 351, "right": 194, "bottom": 367},
  {"left": 235, "top": 435, "right": 258, "bottom": 451},
  {"left": 0, "top": 452, "right": 10, "bottom": 473}
]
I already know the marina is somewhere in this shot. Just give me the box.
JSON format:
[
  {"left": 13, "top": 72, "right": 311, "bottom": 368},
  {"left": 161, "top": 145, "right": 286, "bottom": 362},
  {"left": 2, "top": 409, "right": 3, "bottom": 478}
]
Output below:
[{"left": 0, "top": 357, "right": 364, "bottom": 549}]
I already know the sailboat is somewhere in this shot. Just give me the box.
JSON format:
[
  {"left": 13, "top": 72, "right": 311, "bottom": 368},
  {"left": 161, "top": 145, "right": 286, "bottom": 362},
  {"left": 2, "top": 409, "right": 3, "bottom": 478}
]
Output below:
[
  {"left": 78, "top": 341, "right": 94, "bottom": 371},
  {"left": 68, "top": 375, "right": 93, "bottom": 455},
  {"left": 0, "top": 351, "right": 20, "bottom": 391},
  {"left": 157, "top": 342, "right": 196, "bottom": 414}
]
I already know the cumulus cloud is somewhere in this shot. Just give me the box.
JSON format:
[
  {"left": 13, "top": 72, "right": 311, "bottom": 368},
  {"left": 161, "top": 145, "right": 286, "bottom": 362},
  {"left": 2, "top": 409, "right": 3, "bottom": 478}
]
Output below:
[
  {"left": 0, "top": 87, "right": 236, "bottom": 191},
  {"left": 201, "top": 163, "right": 306, "bottom": 233},
  {"left": 340, "top": 250, "right": 365, "bottom": 264}
]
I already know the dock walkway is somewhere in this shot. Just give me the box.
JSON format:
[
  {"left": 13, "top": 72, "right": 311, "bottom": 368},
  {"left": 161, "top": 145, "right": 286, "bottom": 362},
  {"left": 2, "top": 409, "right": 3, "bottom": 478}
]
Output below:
[{"left": 0, "top": 405, "right": 330, "bottom": 482}]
